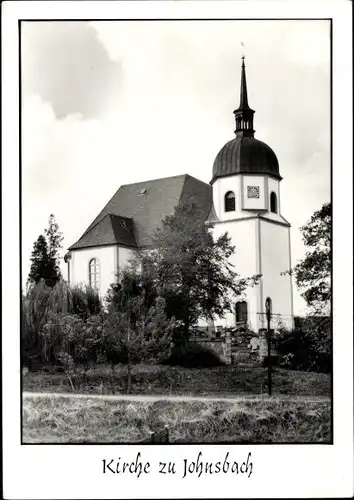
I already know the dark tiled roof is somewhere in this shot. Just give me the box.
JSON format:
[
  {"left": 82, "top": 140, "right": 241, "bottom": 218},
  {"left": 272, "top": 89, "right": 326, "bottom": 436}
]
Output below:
[
  {"left": 69, "top": 174, "right": 213, "bottom": 250},
  {"left": 212, "top": 137, "right": 281, "bottom": 183},
  {"left": 69, "top": 214, "right": 137, "bottom": 250}
]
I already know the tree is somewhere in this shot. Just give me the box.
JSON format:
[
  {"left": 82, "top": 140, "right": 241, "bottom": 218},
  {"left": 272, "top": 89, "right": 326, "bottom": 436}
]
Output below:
[
  {"left": 23, "top": 279, "right": 74, "bottom": 367},
  {"left": 143, "top": 201, "right": 260, "bottom": 341},
  {"left": 105, "top": 269, "right": 174, "bottom": 393},
  {"left": 277, "top": 316, "right": 331, "bottom": 373},
  {"left": 44, "top": 213, "right": 63, "bottom": 278},
  {"left": 28, "top": 214, "right": 63, "bottom": 287},
  {"left": 293, "top": 202, "right": 331, "bottom": 314},
  {"left": 28, "top": 235, "right": 58, "bottom": 287}
]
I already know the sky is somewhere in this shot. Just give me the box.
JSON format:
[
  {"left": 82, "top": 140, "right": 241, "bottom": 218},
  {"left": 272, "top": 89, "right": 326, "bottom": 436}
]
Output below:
[{"left": 21, "top": 20, "right": 331, "bottom": 314}]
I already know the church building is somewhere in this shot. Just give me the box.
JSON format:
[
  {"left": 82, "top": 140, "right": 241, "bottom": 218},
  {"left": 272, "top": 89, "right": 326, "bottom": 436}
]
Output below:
[{"left": 66, "top": 58, "right": 294, "bottom": 332}]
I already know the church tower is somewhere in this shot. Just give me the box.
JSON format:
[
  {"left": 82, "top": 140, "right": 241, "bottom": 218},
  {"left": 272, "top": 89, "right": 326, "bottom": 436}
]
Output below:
[{"left": 211, "top": 57, "right": 294, "bottom": 332}]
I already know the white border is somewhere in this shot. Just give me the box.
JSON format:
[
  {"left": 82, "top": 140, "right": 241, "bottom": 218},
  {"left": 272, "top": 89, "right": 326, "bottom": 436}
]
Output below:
[{"left": 2, "top": 1, "right": 353, "bottom": 499}]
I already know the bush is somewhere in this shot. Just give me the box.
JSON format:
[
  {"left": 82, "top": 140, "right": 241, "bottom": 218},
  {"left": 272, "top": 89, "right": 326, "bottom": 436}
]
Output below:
[
  {"left": 71, "top": 285, "right": 101, "bottom": 320},
  {"left": 136, "top": 297, "right": 174, "bottom": 364},
  {"left": 43, "top": 312, "right": 105, "bottom": 368},
  {"left": 163, "top": 342, "right": 224, "bottom": 368},
  {"left": 21, "top": 297, "right": 43, "bottom": 369},
  {"left": 103, "top": 297, "right": 174, "bottom": 367},
  {"left": 22, "top": 280, "right": 103, "bottom": 369},
  {"left": 103, "top": 311, "right": 130, "bottom": 366},
  {"left": 276, "top": 316, "right": 331, "bottom": 373},
  {"left": 22, "top": 281, "right": 53, "bottom": 369}
]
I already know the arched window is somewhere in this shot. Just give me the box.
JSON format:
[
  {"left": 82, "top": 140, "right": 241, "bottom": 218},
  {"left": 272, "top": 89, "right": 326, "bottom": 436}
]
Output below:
[
  {"left": 224, "top": 191, "right": 236, "bottom": 212},
  {"left": 236, "top": 301, "right": 248, "bottom": 323},
  {"left": 270, "top": 192, "right": 278, "bottom": 213},
  {"left": 89, "top": 258, "right": 100, "bottom": 290}
]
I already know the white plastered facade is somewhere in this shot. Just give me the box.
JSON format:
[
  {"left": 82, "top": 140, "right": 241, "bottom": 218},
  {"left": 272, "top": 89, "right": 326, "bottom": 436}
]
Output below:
[
  {"left": 211, "top": 172, "right": 294, "bottom": 332},
  {"left": 67, "top": 174, "right": 294, "bottom": 331},
  {"left": 67, "top": 245, "right": 136, "bottom": 299}
]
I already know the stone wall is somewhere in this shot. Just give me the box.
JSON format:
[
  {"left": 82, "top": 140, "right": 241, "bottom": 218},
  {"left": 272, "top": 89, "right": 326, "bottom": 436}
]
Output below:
[
  {"left": 189, "top": 334, "right": 232, "bottom": 364},
  {"left": 191, "top": 327, "right": 277, "bottom": 366}
]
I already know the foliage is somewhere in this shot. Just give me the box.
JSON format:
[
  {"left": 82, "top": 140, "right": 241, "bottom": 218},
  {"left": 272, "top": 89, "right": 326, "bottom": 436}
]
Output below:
[
  {"left": 141, "top": 201, "right": 260, "bottom": 341},
  {"left": 105, "top": 269, "right": 174, "bottom": 362},
  {"left": 42, "top": 312, "right": 105, "bottom": 376},
  {"left": 28, "top": 214, "right": 64, "bottom": 287},
  {"left": 104, "top": 269, "right": 175, "bottom": 391},
  {"left": 135, "top": 297, "right": 174, "bottom": 363},
  {"left": 163, "top": 342, "right": 223, "bottom": 368},
  {"left": 28, "top": 235, "right": 58, "bottom": 287},
  {"left": 276, "top": 316, "right": 331, "bottom": 373},
  {"left": 277, "top": 203, "right": 331, "bottom": 374},
  {"left": 44, "top": 214, "right": 64, "bottom": 266},
  {"left": 71, "top": 284, "right": 102, "bottom": 320},
  {"left": 24, "top": 279, "right": 52, "bottom": 334},
  {"left": 293, "top": 202, "right": 331, "bottom": 314},
  {"left": 105, "top": 259, "right": 157, "bottom": 315},
  {"left": 22, "top": 279, "right": 102, "bottom": 369},
  {"left": 103, "top": 311, "right": 129, "bottom": 366},
  {"left": 22, "top": 296, "right": 42, "bottom": 369}
]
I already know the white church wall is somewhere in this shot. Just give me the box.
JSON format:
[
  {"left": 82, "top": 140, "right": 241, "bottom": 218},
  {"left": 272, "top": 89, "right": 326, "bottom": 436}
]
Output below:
[
  {"left": 242, "top": 175, "right": 266, "bottom": 211},
  {"left": 268, "top": 177, "right": 280, "bottom": 205},
  {"left": 118, "top": 246, "right": 136, "bottom": 270},
  {"left": 212, "top": 218, "right": 260, "bottom": 331},
  {"left": 70, "top": 245, "right": 117, "bottom": 298},
  {"left": 259, "top": 220, "right": 294, "bottom": 330},
  {"left": 212, "top": 176, "right": 242, "bottom": 220},
  {"left": 213, "top": 218, "right": 257, "bottom": 279},
  {"left": 267, "top": 176, "right": 281, "bottom": 214}
]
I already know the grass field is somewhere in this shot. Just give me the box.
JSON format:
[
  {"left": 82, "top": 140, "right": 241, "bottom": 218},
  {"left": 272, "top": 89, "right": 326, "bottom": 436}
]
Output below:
[
  {"left": 23, "top": 393, "right": 331, "bottom": 443},
  {"left": 23, "top": 363, "right": 331, "bottom": 397}
]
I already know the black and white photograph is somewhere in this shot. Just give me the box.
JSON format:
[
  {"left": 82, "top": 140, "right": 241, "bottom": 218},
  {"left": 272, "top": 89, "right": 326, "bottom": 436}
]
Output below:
[
  {"left": 2, "top": 1, "right": 353, "bottom": 499},
  {"left": 20, "top": 18, "right": 332, "bottom": 444}
]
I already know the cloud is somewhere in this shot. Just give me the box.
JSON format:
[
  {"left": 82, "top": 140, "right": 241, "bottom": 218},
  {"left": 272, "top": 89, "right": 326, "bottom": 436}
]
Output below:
[{"left": 21, "top": 21, "right": 123, "bottom": 118}]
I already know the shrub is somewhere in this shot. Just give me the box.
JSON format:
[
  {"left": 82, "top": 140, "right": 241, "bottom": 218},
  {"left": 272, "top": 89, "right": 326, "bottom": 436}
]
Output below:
[
  {"left": 103, "top": 297, "right": 174, "bottom": 365},
  {"left": 22, "top": 281, "right": 53, "bottom": 369},
  {"left": 22, "top": 280, "right": 103, "bottom": 370},
  {"left": 44, "top": 312, "right": 105, "bottom": 368},
  {"left": 163, "top": 342, "right": 224, "bottom": 368},
  {"left": 21, "top": 297, "right": 42, "bottom": 369},
  {"left": 70, "top": 285, "right": 101, "bottom": 320},
  {"left": 103, "top": 311, "right": 130, "bottom": 366},
  {"left": 276, "top": 316, "right": 331, "bottom": 373},
  {"left": 136, "top": 297, "right": 174, "bottom": 364}
]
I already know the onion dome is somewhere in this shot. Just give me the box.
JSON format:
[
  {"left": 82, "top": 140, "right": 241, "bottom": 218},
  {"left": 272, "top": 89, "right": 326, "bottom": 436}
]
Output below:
[{"left": 211, "top": 57, "right": 281, "bottom": 183}]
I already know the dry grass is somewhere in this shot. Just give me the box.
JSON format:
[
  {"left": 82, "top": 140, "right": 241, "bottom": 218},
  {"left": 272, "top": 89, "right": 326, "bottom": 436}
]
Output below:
[
  {"left": 23, "top": 364, "right": 331, "bottom": 397},
  {"left": 23, "top": 394, "right": 331, "bottom": 444}
]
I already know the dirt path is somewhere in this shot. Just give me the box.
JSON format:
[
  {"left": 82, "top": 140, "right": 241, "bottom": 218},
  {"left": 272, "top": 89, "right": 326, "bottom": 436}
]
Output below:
[{"left": 23, "top": 391, "right": 330, "bottom": 404}]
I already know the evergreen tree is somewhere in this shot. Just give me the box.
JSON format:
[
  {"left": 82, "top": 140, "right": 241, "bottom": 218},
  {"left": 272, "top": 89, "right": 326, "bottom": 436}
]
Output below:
[
  {"left": 44, "top": 214, "right": 63, "bottom": 278},
  {"left": 28, "top": 235, "right": 58, "bottom": 287},
  {"left": 27, "top": 214, "right": 63, "bottom": 288}
]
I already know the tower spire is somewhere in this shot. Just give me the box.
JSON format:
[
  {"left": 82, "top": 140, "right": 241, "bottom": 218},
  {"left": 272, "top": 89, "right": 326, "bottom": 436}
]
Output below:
[
  {"left": 240, "top": 56, "right": 249, "bottom": 107},
  {"left": 234, "top": 57, "right": 255, "bottom": 138}
]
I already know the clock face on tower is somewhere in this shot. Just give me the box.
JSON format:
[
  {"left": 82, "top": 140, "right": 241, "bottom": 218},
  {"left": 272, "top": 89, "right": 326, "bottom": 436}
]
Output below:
[{"left": 247, "top": 186, "right": 260, "bottom": 199}]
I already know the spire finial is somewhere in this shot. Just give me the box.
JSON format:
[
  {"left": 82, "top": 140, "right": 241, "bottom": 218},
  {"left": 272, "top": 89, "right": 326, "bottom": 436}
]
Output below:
[
  {"left": 233, "top": 54, "right": 255, "bottom": 138},
  {"left": 240, "top": 41, "right": 245, "bottom": 60},
  {"left": 239, "top": 54, "right": 249, "bottom": 108}
]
